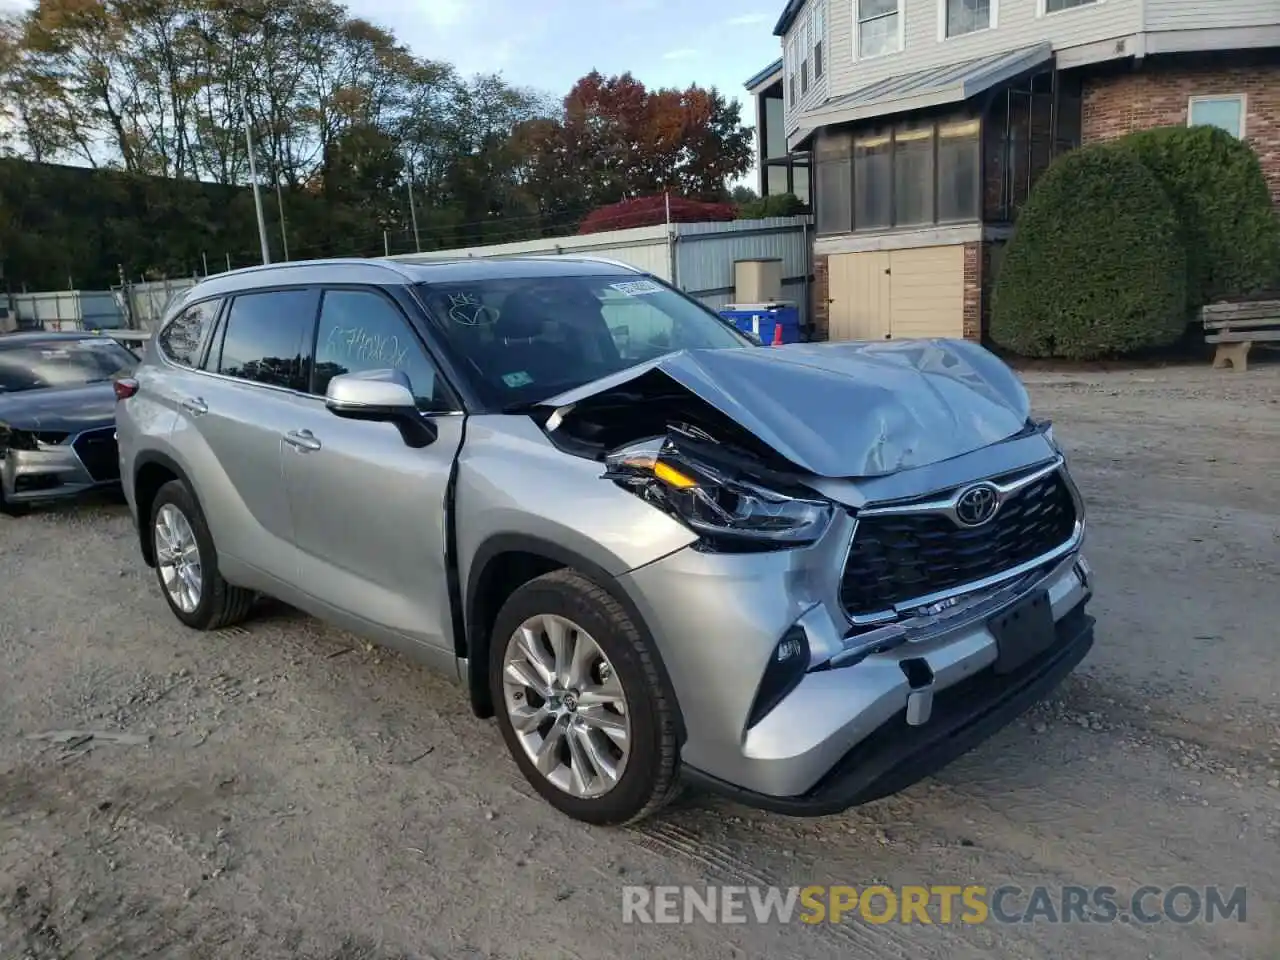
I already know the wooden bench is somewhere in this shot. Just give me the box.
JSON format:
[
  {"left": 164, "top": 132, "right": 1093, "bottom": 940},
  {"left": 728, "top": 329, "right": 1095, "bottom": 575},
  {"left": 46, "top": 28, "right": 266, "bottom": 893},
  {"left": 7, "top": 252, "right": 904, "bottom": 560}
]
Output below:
[{"left": 1202, "top": 299, "right": 1280, "bottom": 371}]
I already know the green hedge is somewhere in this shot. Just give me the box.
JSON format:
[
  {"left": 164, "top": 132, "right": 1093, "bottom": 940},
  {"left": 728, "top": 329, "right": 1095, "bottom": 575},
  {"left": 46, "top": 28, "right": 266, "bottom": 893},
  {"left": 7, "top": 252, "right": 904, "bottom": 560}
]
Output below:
[
  {"left": 990, "top": 143, "right": 1188, "bottom": 359},
  {"left": 1117, "top": 125, "right": 1280, "bottom": 309}
]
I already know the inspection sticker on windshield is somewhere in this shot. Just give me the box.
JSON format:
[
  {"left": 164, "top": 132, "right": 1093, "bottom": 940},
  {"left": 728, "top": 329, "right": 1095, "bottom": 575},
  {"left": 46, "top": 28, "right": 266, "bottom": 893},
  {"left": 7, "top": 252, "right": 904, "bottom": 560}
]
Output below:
[
  {"left": 502, "top": 371, "right": 534, "bottom": 388},
  {"left": 40, "top": 349, "right": 71, "bottom": 359},
  {"left": 609, "top": 279, "right": 662, "bottom": 297}
]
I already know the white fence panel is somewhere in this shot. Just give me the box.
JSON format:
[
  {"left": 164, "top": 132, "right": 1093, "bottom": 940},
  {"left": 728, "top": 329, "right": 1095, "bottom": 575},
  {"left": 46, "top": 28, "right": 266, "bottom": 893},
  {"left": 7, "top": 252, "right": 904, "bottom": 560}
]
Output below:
[{"left": 10, "top": 290, "right": 127, "bottom": 330}]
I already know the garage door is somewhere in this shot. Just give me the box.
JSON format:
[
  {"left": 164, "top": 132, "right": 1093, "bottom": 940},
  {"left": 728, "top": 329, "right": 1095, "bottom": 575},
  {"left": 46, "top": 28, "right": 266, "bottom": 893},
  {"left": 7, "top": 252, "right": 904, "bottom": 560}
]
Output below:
[{"left": 826, "top": 245, "right": 965, "bottom": 342}]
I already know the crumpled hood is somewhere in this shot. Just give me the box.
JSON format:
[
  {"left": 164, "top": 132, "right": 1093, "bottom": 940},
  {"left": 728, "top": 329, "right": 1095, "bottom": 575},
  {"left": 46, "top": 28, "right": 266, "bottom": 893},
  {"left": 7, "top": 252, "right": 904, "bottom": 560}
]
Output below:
[
  {"left": 542, "top": 338, "right": 1033, "bottom": 478},
  {"left": 0, "top": 382, "right": 117, "bottom": 433}
]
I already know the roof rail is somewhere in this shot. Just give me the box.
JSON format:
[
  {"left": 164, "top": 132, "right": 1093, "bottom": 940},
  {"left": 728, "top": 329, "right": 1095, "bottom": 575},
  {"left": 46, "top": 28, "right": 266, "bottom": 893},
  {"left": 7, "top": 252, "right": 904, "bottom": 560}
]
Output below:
[{"left": 546, "top": 255, "right": 644, "bottom": 273}]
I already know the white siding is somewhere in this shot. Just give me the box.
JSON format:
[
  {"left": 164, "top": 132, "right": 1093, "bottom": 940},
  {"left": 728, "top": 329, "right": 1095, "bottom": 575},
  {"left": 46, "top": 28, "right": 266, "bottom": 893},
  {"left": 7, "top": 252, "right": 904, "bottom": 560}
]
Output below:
[
  {"left": 825, "top": 0, "right": 1141, "bottom": 101},
  {"left": 1145, "top": 0, "right": 1280, "bottom": 31},
  {"left": 782, "top": 0, "right": 832, "bottom": 134}
]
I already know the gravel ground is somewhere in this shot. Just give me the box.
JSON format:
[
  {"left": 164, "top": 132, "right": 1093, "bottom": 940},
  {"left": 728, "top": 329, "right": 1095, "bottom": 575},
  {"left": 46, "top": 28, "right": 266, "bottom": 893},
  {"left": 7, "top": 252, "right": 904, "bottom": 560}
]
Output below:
[{"left": 1, "top": 363, "right": 1278, "bottom": 960}]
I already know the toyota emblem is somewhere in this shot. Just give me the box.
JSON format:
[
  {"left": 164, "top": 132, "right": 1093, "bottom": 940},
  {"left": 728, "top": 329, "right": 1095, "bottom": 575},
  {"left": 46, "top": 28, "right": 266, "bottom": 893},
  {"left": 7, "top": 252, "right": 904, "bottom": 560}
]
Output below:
[{"left": 954, "top": 483, "right": 1000, "bottom": 527}]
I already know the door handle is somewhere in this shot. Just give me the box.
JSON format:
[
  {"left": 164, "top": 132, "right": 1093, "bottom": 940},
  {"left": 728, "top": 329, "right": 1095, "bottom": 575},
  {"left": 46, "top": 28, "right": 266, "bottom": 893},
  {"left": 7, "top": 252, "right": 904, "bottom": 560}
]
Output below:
[
  {"left": 180, "top": 396, "right": 207, "bottom": 416},
  {"left": 283, "top": 429, "right": 322, "bottom": 452}
]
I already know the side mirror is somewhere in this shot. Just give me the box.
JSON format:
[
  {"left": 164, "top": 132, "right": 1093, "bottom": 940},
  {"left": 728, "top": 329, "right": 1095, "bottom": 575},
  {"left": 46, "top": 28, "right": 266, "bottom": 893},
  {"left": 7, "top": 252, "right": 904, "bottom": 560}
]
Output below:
[{"left": 324, "top": 370, "right": 438, "bottom": 448}]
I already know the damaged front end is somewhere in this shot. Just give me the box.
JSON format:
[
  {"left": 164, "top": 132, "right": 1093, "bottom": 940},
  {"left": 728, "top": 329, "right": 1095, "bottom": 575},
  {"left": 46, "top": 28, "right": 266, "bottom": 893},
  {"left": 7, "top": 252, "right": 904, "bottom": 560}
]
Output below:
[
  {"left": 601, "top": 432, "right": 834, "bottom": 552},
  {"left": 534, "top": 338, "right": 1043, "bottom": 554}
]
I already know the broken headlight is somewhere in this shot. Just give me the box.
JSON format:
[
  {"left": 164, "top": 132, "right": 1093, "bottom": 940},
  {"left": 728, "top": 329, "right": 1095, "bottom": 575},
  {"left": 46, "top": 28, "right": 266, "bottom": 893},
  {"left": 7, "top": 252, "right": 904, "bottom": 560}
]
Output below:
[
  {"left": 0, "top": 422, "right": 37, "bottom": 457},
  {"left": 603, "top": 438, "right": 833, "bottom": 551}
]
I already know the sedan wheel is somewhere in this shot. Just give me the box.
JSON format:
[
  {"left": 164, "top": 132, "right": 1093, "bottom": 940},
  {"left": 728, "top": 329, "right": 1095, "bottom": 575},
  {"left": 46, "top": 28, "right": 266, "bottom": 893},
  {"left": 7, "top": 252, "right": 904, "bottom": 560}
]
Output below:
[
  {"left": 155, "top": 502, "right": 203, "bottom": 614},
  {"left": 501, "top": 613, "right": 632, "bottom": 799}
]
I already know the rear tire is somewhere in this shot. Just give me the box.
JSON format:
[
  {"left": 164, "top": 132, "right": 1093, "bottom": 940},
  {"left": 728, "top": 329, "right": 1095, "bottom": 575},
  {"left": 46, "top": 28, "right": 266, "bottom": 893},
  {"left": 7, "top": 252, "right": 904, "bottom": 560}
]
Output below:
[
  {"left": 150, "top": 479, "right": 254, "bottom": 631},
  {"left": 489, "top": 569, "right": 681, "bottom": 825}
]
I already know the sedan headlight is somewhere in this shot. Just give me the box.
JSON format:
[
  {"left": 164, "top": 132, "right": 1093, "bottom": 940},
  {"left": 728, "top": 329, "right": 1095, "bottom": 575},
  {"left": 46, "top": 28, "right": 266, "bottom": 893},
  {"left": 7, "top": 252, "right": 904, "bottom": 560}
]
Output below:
[
  {"left": 0, "top": 422, "right": 38, "bottom": 456},
  {"left": 603, "top": 438, "right": 833, "bottom": 551}
]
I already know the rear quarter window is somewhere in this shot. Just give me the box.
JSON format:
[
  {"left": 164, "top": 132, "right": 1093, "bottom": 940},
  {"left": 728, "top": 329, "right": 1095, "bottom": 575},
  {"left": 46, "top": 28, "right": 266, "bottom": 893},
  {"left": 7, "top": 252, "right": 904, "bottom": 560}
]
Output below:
[{"left": 158, "top": 299, "right": 221, "bottom": 367}]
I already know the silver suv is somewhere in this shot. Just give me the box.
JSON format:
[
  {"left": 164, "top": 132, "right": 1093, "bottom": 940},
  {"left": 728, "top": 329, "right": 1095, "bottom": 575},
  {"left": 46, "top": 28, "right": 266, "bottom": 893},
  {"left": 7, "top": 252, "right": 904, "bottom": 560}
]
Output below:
[{"left": 115, "top": 256, "right": 1095, "bottom": 825}]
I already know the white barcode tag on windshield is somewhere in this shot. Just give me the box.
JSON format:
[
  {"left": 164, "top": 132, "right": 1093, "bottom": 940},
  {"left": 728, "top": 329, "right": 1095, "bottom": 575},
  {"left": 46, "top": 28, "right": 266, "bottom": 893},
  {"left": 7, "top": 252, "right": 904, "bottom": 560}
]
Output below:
[{"left": 609, "top": 279, "right": 662, "bottom": 297}]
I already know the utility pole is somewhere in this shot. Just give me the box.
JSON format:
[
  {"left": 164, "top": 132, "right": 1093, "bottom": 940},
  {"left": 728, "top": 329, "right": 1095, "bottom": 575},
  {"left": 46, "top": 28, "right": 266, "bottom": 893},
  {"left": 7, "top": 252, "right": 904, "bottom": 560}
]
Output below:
[
  {"left": 407, "top": 164, "right": 422, "bottom": 252},
  {"left": 275, "top": 176, "right": 290, "bottom": 261},
  {"left": 242, "top": 95, "right": 271, "bottom": 265}
]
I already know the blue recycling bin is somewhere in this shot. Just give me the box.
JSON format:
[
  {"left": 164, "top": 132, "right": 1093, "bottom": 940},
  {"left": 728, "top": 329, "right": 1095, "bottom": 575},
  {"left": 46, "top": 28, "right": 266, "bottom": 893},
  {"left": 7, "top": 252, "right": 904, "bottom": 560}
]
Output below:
[{"left": 719, "top": 302, "right": 801, "bottom": 345}]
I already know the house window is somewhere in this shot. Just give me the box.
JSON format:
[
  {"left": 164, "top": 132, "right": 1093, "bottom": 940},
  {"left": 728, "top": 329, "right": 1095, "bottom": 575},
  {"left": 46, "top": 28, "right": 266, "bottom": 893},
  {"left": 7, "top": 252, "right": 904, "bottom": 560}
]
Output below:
[
  {"left": 856, "top": 0, "right": 902, "bottom": 60},
  {"left": 1042, "top": 0, "right": 1097, "bottom": 13},
  {"left": 944, "top": 0, "right": 993, "bottom": 37},
  {"left": 814, "top": 3, "right": 826, "bottom": 78},
  {"left": 764, "top": 95, "right": 786, "bottom": 160},
  {"left": 801, "top": 17, "right": 811, "bottom": 95},
  {"left": 937, "top": 119, "right": 980, "bottom": 221},
  {"left": 1188, "top": 95, "right": 1245, "bottom": 138},
  {"left": 767, "top": 165, "right": 791, "bottom": 197},
  {"left": 787, "top": 40, "right": 797, "bottom": 106},
  {"left": 893, "top": 123, "right": 934, "bottom": 225},
  {"left": 853, "top": 130, "right": 893, "bottom": 228},
  {"left": 815, "top": 130, "right": 853, "bottom": 234}
]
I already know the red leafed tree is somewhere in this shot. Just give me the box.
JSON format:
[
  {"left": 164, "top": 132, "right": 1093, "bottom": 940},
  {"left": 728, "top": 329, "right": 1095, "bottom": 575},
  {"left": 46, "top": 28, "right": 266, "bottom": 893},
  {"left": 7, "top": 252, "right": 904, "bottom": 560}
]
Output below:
[
  {"left": 521, "top": 71, "right": 754, "bottom": 224},
  {"left": 577, "top": 195, "right": 737, "bottom": 234}
]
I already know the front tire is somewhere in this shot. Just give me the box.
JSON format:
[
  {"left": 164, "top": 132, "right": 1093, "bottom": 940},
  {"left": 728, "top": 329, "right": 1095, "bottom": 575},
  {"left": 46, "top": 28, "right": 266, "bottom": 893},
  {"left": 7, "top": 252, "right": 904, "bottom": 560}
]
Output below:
[
  {"left": 489, "top": 569, "right": 680, "bottom": 825},
  {"left": 0, "top": 479, "right": 29, "bottom": 517},
  {"left": 150, "top": 479, "right": 254, "bottom": 631}
]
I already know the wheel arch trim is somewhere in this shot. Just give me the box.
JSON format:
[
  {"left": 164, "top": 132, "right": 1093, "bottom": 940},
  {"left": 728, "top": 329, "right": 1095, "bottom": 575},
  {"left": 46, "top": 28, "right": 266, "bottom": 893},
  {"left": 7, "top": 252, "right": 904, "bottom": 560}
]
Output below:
[{"left": 463, "top": 532, "right": 686, "bottom": 742}]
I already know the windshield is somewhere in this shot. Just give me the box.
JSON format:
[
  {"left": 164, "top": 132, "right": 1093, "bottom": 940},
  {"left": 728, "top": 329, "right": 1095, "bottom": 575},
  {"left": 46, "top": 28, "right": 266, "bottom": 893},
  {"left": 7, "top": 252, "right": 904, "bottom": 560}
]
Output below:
[
  {"left": 0, "top": 338, "right": 138, "bottom": 394},
  {"left": 416, "top": 274, "right": 751, "bottom": 407}
]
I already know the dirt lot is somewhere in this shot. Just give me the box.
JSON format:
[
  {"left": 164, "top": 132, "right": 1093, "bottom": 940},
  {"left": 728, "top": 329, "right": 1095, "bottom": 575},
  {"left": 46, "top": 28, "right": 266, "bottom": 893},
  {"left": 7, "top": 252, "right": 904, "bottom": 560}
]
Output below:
[{"left": 2, "top": 364, "right": 1278, "bottom": 960}]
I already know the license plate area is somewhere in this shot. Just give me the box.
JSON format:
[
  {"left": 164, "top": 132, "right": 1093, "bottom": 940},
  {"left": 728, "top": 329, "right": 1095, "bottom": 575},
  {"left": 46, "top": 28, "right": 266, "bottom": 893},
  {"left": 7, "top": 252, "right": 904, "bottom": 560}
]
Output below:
[{"left": 989, "top": 589, "right": 1057, "bottom": 675}]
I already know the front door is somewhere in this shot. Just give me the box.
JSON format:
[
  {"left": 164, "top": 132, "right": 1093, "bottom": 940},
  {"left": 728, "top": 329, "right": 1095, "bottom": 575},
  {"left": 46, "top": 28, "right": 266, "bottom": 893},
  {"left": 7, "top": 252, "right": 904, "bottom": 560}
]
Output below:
[{"left": 281, "top": 287, "right": 464, "bottom": 657}]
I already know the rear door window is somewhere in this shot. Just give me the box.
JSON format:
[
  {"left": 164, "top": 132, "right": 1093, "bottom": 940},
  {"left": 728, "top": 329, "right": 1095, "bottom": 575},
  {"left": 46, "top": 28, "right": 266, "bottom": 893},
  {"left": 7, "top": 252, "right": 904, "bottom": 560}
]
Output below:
[
  {"left": 158, "top": 299, "right": 221, "bottom": 368},
  {"left": 213, "top": 289, "right": 318, "bottom": 392}
]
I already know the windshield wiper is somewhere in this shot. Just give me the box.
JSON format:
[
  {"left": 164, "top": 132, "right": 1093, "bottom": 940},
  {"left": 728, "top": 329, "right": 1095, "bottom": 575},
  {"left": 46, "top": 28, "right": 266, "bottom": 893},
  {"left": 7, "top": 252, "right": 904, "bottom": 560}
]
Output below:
[{"left": 501, "top": 400, "right": 546, "bottom": 414}]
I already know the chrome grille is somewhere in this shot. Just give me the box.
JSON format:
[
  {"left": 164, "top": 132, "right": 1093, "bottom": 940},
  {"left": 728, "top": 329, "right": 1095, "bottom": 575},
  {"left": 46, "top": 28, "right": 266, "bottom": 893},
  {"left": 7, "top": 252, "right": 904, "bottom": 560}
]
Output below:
[{"left": 841, "top": 470, "right": 1078, "bottom": 619}]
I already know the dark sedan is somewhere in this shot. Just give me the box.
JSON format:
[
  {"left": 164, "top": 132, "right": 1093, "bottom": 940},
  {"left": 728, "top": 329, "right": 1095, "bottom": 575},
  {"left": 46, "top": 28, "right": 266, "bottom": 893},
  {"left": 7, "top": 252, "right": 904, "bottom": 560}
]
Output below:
[{"left": 0, "top": 331, "right": 138, "bottom": 515}]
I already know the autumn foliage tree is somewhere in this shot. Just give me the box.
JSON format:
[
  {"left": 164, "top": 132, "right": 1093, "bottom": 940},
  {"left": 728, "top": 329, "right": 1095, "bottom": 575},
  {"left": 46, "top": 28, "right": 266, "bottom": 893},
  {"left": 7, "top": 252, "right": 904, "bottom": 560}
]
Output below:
[
  {"left": 0, "top": 3, "right": 757, "bottom": 287},
  {"left": 577, "top": 196, "right": 736, "bottom": 234},
  {"left": 523, "top": 71, "right": 754, "bottom": 217}
]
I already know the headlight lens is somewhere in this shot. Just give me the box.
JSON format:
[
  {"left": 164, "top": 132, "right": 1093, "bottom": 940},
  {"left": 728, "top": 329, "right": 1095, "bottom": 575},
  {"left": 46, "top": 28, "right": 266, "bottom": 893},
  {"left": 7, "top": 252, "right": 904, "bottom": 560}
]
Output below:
[
  {"left": 604, "top": 438, "right": 834, "bottom": 551},
  {"left": 0, "top": 423, "right": 38, "bottom": 454}
]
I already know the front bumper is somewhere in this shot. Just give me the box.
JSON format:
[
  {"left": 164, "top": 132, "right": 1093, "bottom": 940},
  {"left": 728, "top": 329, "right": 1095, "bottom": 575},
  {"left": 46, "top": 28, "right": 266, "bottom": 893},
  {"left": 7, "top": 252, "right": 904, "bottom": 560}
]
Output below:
[
  {"left": 619, "top": 527, "right": 1093, "bottom": 814},
  {"left": 1, "top": 429, "right": 120, "bottom": 504},
  {"left": 685, "top": 600, "right": 1093, "bottom": 815}
]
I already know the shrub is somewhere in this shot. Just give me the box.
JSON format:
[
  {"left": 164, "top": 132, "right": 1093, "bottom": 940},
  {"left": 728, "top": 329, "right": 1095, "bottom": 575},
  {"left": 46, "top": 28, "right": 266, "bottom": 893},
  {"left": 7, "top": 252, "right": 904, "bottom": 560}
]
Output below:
[
  {"left": 576, "top": 195, "right": 736, "bottom": 234},
  {"left": 990, "top": 143, "right": 1188, "bottom": 359},
  {"left": 1117, "top": 125, "right": 1280, "bottom": 308},
  {"left": 736, "top": 193, "right": 808, "bottom": 219}
]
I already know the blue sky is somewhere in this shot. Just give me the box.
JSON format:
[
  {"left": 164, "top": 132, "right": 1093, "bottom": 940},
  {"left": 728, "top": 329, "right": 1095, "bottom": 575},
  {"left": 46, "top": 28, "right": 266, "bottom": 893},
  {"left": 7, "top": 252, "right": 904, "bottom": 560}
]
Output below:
[{"left": 378, "top": 0, "right": 782, "bottom": 116}]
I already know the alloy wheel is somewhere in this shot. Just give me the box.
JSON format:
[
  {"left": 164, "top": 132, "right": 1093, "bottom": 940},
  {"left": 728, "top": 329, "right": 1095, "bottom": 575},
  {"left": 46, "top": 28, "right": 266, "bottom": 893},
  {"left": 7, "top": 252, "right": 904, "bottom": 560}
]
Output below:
[
  {"left": 501, "top": 613, "right": 631, "bottom": 798},
  {"left": 155, "top": 503, "right": 203, "bottom": 614}
]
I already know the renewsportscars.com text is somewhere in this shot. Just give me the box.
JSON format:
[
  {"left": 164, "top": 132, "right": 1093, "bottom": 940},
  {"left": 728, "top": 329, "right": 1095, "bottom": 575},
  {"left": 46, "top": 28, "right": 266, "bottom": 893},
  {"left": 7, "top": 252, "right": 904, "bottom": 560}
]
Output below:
[{"left": 621, "top": 884, "right": 1247, "bottom": 926}]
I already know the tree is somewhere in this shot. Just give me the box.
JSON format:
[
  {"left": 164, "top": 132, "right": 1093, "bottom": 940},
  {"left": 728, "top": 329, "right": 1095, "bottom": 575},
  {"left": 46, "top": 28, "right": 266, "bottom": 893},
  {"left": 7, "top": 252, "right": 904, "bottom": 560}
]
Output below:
[
  {"left": 0, "top": 1, "right": 757, "bottom": 285},
  {"left": 1117, "top": 125, "right": 1280, "bottom": 309},
  {"left": 528, "top": 71, "right": 754, "bottom": 210},
  {"left": 991, "top": 144, "right": 1187, "bottom": 360},
  {"left": 577, "top": 195, "right": 736, "bottom": 234}
]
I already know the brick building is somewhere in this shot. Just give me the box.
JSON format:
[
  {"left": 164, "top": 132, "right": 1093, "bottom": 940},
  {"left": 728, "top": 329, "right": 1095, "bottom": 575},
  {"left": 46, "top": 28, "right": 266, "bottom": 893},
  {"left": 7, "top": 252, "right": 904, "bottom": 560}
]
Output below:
[{"left": 746, "top": 1, "right": 1280, "bottom": 343}]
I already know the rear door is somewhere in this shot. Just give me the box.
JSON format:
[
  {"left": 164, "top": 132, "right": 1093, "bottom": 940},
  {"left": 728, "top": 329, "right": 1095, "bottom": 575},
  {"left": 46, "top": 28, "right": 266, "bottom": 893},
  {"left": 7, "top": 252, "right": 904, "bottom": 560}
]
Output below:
[
  {"left": 280, "top": 286, "right": 464, "bottom": 658},
  {"left": 168, "top": 287, "right": 320, "bottom": 580}
]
